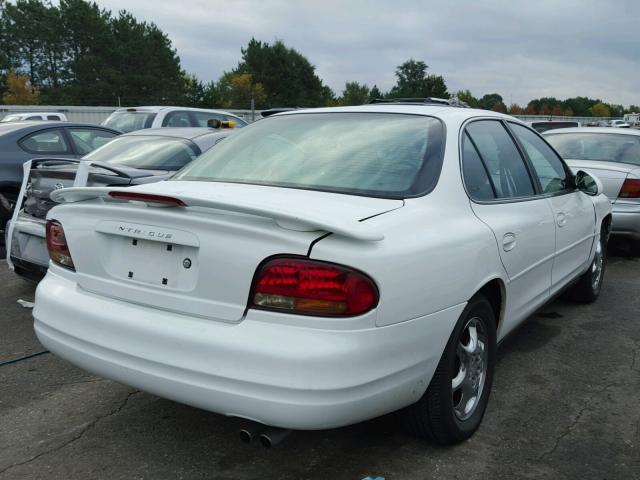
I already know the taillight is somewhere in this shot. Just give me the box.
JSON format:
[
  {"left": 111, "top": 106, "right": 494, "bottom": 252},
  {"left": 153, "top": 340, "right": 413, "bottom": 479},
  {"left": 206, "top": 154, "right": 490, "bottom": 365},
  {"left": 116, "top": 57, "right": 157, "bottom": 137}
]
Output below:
[
  {"left": 251, "top": 257, "right": 379, "bottom": 316},
  {"left": 108, "top": 191, "right": 187, "bottom": 206},
  {"left": 619, "top": 178, "right": 640, "bottom": 198},
  {"left": 46, "top": 220, "right": 75, "bottom": 270}
]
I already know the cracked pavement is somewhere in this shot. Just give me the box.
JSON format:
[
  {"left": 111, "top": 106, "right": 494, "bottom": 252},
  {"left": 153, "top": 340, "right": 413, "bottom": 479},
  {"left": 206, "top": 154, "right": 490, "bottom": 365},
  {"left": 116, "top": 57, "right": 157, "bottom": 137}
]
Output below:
[{"left": 1, "top": 247, "right": 639, "bottom": 479}]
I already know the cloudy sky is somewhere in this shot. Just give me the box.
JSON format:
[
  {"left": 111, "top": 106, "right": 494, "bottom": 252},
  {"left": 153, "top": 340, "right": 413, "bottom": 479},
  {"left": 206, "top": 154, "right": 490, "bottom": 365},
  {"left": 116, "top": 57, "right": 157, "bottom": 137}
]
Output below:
[{"left": 97, "top": 0, "right": 639, "bottom": 106}]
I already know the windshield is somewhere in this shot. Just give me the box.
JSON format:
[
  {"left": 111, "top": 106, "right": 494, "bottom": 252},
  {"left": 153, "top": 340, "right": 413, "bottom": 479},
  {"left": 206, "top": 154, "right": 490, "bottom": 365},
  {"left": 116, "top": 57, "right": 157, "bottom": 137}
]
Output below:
[
  {"left": 530, "top": 122, "right": 579, "bottom": 133},
  {"left": 83, "top": 136, "right": 199, "bottom": 171},
  {"left": 174, "top": 113, "right": 445, "bottom": 198},
  {"left": 546, "top": 133, "right": 640, "bottom": 166},
  {"left": 102, "top": 112, "right": 156, "bottom": 133}
]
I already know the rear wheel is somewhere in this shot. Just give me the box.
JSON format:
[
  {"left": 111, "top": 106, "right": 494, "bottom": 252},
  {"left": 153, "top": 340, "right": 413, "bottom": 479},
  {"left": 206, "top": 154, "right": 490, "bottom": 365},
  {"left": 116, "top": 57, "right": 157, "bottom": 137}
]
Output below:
[{"left": 401, "top": 294, "right": 496, "bottom": 444}]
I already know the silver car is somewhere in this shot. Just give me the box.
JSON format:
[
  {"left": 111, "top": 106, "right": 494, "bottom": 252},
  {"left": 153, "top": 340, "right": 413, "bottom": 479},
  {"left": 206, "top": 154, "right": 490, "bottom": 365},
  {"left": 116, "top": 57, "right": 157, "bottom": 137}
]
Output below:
[{"left": 544, "top": 127, "right": 640, "bottom": 244}]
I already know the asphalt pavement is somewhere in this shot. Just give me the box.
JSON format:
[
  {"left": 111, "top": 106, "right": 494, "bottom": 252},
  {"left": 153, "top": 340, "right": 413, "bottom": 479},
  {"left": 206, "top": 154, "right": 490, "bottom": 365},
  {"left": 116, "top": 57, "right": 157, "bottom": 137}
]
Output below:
[{"left": 1, "top": 249, "right": 639, "bottom": 480}]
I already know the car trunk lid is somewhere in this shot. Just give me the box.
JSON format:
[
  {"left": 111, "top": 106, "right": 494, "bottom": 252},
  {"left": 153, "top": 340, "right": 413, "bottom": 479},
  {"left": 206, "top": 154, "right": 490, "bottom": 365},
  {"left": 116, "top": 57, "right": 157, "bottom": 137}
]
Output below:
[
  {"left": 51, "top": 181, "right": 403, "bottom": 322},
  {"left": 565, "top": 159, "right": 640, "bottom": 202}
]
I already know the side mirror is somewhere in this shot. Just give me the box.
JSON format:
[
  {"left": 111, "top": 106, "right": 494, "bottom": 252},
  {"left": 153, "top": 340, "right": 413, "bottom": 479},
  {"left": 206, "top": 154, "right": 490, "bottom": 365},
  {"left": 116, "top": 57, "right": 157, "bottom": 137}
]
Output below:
[{"left": 575, "top": 170, "right": 602, "bottom": 196}]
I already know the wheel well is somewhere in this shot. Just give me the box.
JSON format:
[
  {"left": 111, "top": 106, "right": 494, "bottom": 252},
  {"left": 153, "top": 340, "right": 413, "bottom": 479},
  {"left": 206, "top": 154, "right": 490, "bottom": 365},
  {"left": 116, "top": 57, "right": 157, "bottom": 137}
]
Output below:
[
  {"left": 602, "top": 214, "right": 612, "bottom": 236},
  {"left": 476, "top": 279, "right": 504, "bottom": 330}
]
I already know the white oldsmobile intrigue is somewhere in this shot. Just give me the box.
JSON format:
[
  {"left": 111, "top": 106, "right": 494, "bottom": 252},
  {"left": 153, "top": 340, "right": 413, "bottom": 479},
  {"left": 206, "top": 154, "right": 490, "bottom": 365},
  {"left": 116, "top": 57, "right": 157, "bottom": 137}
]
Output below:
[{"left": 34, "top": 104, "right": 611, "bottom": 444}]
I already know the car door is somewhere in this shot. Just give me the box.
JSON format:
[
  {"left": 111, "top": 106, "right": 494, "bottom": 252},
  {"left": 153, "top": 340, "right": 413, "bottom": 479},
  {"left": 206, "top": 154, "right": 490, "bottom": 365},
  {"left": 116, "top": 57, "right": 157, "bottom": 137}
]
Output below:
[
  {"left": 508, "top": 122, "right": 595, "bottom": 291},
  {"left": 461, "top": 120, "right": 556, "bottom": 332}
]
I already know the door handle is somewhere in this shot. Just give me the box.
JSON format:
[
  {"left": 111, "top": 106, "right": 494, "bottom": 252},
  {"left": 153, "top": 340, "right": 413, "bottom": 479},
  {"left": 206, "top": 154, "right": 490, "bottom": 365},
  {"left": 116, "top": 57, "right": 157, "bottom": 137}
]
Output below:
[
  {"left": 556, "top": 212, "right": 567, "bottom": 227},
  {"left": 502, "top": 233, "right": 517, "bottom": 252}
]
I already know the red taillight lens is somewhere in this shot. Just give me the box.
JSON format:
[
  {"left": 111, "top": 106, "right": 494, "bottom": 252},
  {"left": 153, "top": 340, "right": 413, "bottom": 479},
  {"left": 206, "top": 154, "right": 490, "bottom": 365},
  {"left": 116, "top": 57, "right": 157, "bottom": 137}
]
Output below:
[
  {"left": 46, "top": 220, "right": 75, "bottom": 270},
  {"left": 251, "top": 257, "right": 379, "bottom": 316},
  {"left": 619, "top": 178, "right": 640, "bottom": 198},
  {"left": 108, "top": 191, "right": 187, "bottom": 206}
]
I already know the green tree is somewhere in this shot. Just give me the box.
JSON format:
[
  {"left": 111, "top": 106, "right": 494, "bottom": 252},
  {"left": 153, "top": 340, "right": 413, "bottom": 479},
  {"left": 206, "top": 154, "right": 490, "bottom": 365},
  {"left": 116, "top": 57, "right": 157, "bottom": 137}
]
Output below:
[
  {"left": 216, "top": 72, "right": 267, "bottom": 109},
  {"left": 339, "top": 81, "right": 369, "bottom": 106},
  {"left": 389, "top": 59, "right": 448, "bottom": 99},
  {"left": 591, "top": 102, "right": 610, "bottom": 117},
  {"left": 2, "top": 71, "right": 40, "bottom": 104},
  {"left": 478, "top": 93, "right": 503, "bottom": 111},
  {"left": 454, "top": 89, "right": 479, "bottom": 108},
  {"left": 368, "top": 84, "right": 383, "bottom": 102},
  {"left": 235, "top": 38, "right": 332, "bottom": 107}
]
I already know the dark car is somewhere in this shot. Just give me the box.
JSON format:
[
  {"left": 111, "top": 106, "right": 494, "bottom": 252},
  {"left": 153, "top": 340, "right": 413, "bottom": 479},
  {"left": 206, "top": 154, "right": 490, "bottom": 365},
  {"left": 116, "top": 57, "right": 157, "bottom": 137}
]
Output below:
[
  {"left": 7, "top": 127, "right": 233, "bottom": 281},
  {"left": 0, "top": 121, "right": 120, "bottom": 240}
]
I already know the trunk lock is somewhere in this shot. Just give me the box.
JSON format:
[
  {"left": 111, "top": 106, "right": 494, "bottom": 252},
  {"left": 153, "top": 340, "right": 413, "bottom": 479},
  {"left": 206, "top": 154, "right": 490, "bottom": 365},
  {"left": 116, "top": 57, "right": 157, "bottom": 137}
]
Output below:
[{"left": 182, "top": 258, "right": 192, "bottom": 269}]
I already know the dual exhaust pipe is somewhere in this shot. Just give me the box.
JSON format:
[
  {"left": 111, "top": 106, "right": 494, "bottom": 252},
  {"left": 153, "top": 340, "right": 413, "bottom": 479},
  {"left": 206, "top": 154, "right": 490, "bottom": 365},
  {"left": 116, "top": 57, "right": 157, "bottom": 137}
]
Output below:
[{"left": 239, "top": 422, "right": 291, "bottom": 448}]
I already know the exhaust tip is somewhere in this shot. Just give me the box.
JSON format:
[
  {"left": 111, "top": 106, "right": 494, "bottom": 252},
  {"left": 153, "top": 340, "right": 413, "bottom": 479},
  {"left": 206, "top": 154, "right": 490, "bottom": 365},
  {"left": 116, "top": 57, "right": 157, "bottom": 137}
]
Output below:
[
  {"left": 239, "top": 429, "right": 253, "bottom": 444},
  {"left": 259, "top": 433, "right": 273, "bottom": 449}
]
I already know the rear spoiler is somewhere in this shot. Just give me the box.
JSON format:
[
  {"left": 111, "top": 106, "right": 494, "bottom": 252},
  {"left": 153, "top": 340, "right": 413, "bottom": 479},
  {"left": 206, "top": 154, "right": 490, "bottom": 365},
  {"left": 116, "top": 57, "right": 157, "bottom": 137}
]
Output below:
[{"left": 50, "top": 187, "right": 385, "bottom": 242}]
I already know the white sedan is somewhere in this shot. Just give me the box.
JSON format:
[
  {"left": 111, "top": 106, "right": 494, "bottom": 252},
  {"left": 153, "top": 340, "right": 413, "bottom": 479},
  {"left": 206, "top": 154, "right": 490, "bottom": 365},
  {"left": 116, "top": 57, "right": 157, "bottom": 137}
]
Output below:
[{"left": 34, "top": 103, "right": 611, "bottom": 444}]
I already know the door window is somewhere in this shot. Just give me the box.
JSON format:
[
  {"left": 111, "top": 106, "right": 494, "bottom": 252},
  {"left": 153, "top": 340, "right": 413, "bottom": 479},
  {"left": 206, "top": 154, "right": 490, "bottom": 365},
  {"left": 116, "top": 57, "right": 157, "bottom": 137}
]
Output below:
[
  {"left": 461, "top": 132, "right": 495, "bottom": 200},
  {"left": 67, "top": 128, "right": 118, "bottom": 155},
  {"left": 162, "top": 111, "right": 192, "bottom": 127},
  {"left": 465, "top": 120, "right": 535, "bottom": 199},
  {"left": 509, "top": 122, "right": 570, "bottom": 193},
  {"left": 47, "top": 115, "right": 61, "bottom": 120},
  {"left": 20, "top": 128, "right": 70, "bottom": 153}
]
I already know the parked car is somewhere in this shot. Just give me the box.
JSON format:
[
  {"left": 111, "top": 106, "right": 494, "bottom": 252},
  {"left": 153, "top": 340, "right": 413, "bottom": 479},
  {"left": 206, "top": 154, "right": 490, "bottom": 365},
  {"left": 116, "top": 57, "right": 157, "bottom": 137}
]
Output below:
[
  {"left": 101, "top": 106, "right": 249, "bottom": 133},
  {"left": 526, "top": 120, "right": 581, "bottom": 133},
  {"left": 7, "top": 127, "right": 233, "bottom": 281},
  {"left": 544, "top": 127, "right": 640, "bottom": 246},
  {"left": 1, "top": 112, "right": 68, "bottom": 122},
  {"left": 0, "top": 121, "right": 120, "bottom": 245},
  {"left": 609, "top": 119, "right": 631, "bottom": 128},
  {"left": 34, "top": 105, "right": 611, "bottom": 445}
]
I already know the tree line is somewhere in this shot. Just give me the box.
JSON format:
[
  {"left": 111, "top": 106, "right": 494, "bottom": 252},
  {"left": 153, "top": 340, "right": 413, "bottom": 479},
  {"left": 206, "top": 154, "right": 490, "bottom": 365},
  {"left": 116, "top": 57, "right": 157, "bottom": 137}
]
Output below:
[{"left": 1, "top": 0, "right": 637, "bottom": 116}]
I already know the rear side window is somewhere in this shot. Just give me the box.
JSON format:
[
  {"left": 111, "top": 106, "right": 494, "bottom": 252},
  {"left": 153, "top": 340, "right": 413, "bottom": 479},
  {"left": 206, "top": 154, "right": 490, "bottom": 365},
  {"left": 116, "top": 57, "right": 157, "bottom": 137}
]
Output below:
[
  {"left": 508, "top": 123, "right": 570, "bottom": 193},
  {"left": 67, "top": 128, "right": 118, "bottom": 155},
  {"left": 102, "top": 112, "right": 156, "bottom": 133},
  {"left": 162, "top": 111, "right": 191, "bottom": 127},
  {"left": 461, "top": 133, "right": 495, "bottom": 200},
  {"left": 465, "top": 120, "right": 535, "bottom": 199},
  {"left": 20, "top": 128, "right": 70, "bottom": 153}
]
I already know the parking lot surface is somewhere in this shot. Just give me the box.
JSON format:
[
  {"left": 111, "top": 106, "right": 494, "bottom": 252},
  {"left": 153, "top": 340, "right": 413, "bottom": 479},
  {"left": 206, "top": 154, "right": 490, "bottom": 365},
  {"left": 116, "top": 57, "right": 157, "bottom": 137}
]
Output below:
[{"left": 1, "top": 251, "right": 639, "bottom": 480}]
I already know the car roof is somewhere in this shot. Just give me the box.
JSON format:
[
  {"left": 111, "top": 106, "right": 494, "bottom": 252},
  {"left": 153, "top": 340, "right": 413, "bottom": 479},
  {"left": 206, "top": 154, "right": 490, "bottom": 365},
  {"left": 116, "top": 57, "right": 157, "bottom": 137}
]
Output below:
[
  {"left": 543, "top": 127, "right": 640, "bottom": 136},
  {"left": 0, "top": 121, "right": 118, "bottom": 136},
  {"left": 122, "top": 127, "right": 233, "bottom": 140},
  {"left": 112, "top": 106, "right": 244, "bottom": 116},
  {"left": 274, "top": 104, "right": 517, "bottom": 123}
]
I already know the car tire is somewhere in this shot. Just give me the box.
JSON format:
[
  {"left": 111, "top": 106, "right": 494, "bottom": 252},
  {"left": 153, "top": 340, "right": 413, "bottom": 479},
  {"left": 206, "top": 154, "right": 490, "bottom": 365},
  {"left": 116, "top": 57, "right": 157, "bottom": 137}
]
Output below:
[
  {"left": 401, "top": 294, "right": 496, "bottom": 444},
  {"left": 569, "top": 227, "right": 608, "bottom": 304}
]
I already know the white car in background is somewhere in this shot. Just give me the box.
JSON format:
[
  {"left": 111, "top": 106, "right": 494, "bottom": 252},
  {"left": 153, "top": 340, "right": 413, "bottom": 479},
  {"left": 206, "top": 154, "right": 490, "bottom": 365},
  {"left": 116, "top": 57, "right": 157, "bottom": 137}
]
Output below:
[
  {"left": 610, "top": 120, "right": 631, "bottom": 128},
  {"left": 544, "top": 127, "right": 640, "bottom": 246},
  {"left": 34, "top": 104, "right": 611, "bottom": 445},
  {"left": 1, "top": 112, "right": 68, "bottom": 122},
  {"left": 101, "top": 106, "right": 249, "bottom": 133}
]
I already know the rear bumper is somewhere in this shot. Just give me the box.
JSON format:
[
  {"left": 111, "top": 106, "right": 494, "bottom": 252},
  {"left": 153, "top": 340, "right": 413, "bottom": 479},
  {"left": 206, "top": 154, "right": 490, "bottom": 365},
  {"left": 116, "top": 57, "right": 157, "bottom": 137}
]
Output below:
[
  {"left": 611, "top": 202, "right": 640, "bottom": 240},
  {"left": 34, "top": 269, "right": 462, "bottom": 430},
  {"left": 9, "top": 213, "right": 49, "bottom": 269}
]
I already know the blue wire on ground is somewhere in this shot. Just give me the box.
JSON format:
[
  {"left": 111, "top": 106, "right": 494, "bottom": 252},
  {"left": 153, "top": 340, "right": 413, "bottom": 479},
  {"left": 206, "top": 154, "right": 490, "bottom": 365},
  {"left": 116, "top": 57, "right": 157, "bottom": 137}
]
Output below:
[{"left": 0, "top": 350, "right": 50, "bottom": 367}]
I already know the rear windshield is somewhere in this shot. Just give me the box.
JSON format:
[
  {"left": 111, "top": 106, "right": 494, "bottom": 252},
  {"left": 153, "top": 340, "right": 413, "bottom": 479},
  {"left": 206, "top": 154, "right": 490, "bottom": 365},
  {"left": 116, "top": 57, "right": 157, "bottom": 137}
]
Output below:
[
  {"left": 102, "top": 112, "right": 156, "bottom": 133},
  {"left": 546, "top": 133, "right": 640, "bottom": 166},
  {"left": 84, "top": 136, "right": 199, "bottom": 171},
  {"left": 173, "top": 113, "right": 445, "bottom": 198},
  {"left": 530, "top": 122, "right": 579, "bottom": 133}
]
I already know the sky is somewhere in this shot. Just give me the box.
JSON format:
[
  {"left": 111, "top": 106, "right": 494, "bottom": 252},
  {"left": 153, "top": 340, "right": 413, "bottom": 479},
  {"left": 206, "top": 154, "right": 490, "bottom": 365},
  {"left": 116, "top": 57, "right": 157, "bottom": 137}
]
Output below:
[{"left": 96, "top": 0, "right": 639, "bottom": 106}]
